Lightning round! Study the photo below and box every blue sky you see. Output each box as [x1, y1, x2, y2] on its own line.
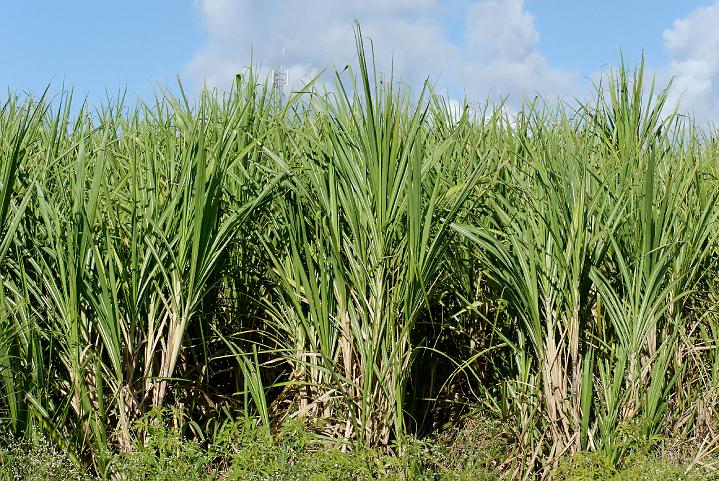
[530, 1, 709, 67]
[2, 1, 718, 119]
[1, 1, 201, 101]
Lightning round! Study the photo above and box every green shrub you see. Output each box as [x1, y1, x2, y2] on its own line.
[0, 437, 91, 481]
[551, 451, 710, 481]
[215, 419, 424, 481]
[0, 417, 714, 481]
[108, 412, 214, 481]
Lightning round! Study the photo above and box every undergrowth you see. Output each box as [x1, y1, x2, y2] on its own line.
[1, 411, 715, 480]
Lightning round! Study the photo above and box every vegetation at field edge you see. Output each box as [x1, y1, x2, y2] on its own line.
[1, 25, 719, 479]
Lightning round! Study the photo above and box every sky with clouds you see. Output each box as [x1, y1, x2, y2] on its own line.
[1, 0, 718, 121]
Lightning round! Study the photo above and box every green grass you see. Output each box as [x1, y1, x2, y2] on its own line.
[0, 414, 709, 480]
[1, 25, 719, 479]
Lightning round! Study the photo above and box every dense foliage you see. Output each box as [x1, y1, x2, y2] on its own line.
[1, 29, 719, 478]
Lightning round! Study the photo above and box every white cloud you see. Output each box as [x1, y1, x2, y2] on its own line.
[663, 2, 719, 122]
[186, 0, 448, 87]
[461, 0, 576, 101]
[186, 0, 579, 108]
[465, 0, 538, 61]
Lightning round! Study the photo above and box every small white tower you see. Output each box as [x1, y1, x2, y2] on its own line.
[272, 47, 288, 104]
